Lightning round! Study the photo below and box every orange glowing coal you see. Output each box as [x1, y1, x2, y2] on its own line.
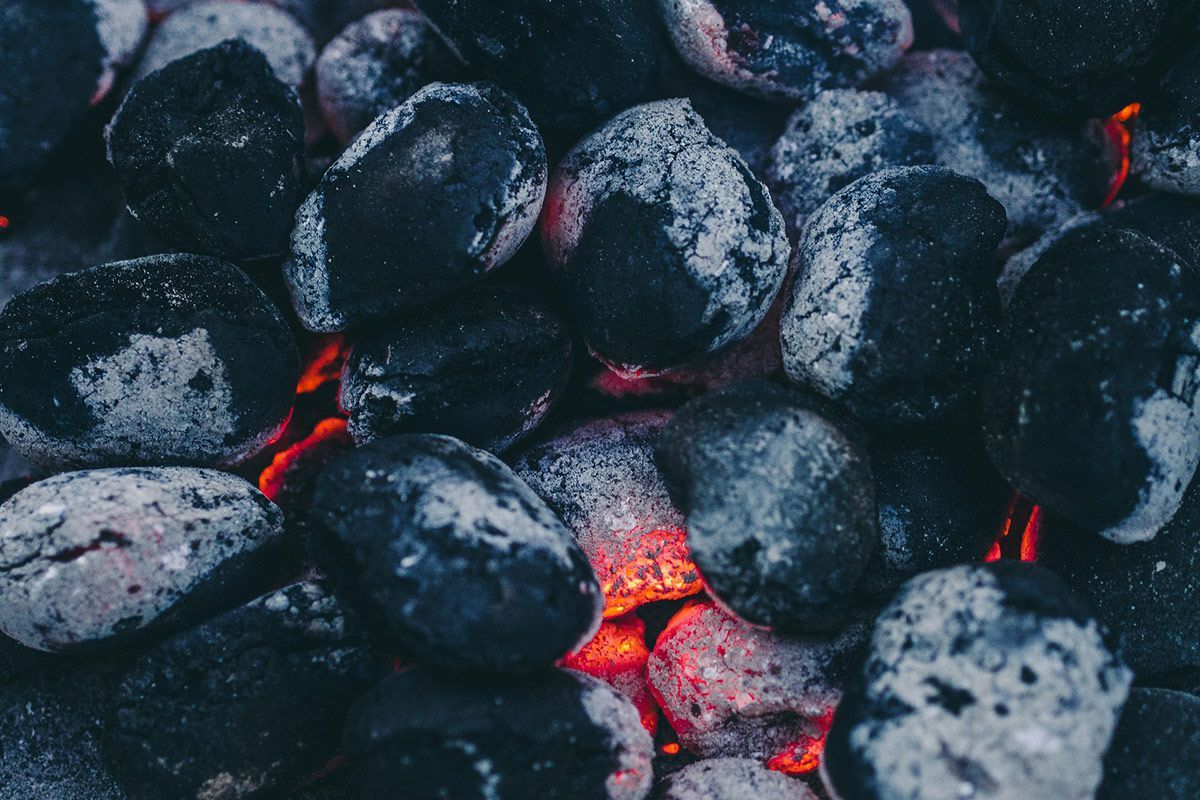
[1102, 102, 1141, 209]
[597, 528, 701, 618]
[564, 614, 659, 734]
[258, 417, 351, 503]
[985, 494, 1041, 563]
[766, 709, 835, 775]
[296, 335, 348, 395]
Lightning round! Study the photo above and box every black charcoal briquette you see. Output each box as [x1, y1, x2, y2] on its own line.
[1098, 688, 1200, 800]
[1131, 42, 1200, 197]
[268, 0, 406, 45]
[654, 757, 818, 800]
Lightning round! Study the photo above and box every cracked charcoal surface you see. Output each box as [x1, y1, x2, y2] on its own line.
[1131, 42, 1200, 197]
[654, 757, 818, 800]
[542, 98, 789, 376]
[340, 284, 572, 453]
[823, 563, 1132, 800]
[781, 166, 1005, 428]
[1098, 688, 1200, 800]
[983, 225, 1200, 544]
[311, 433, 603, 672]
[285, 81, 546, 331]
[658, 0, 912, 102]
[316, 8, 465, 144]
[344, 667, 654, 800]
[0, 253, 299, 470]
[656, 381, 877, 631]
[102, 581, 380, 800]
[107, 39, 305, 262]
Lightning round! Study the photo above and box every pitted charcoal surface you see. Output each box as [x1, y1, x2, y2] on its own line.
[768, 89, 935, 239]
[654, 757, 818, 800]
[513, 410, 698, 618]
[107, 39, 305, 262]
[823, 563, 1132, 800]
[656, 381, 877, 631]
[542, 99, 789, 376]
[658, 0, 912, 102]
[285, 81, 546, 331]
[781, 166, 1005, 428]
[340, 284, 572, 453]
[316, 8, 464, 144]
[0, 254, 299, 469]
[0, 0, 146, 190]
[1131, 42, 1200, 196]
[344, 667, 654, 800]
[102, 581, 379, 800]
[311, 433, 603, 672]
[983, 225, 1200, 544]
[1098, 688, 1200, 800]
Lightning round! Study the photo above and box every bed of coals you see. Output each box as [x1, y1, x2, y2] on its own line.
[3, 0, 1200, 799]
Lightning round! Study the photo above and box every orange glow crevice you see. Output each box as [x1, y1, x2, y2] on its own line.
[1102, 102, 1141, 209]
[296, 335, 348, 395]
[258, 417, 350, 502]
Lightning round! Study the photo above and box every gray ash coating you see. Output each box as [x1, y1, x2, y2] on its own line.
[107, 39, 305, 262]
[542, 98, 789, 377]
[656, 381, 877, 631]
[654, 758, 817, 800]
[658, 0, 912, 102]
[781, 166, 1005, 428]
[1131, 42, 1200, 196]
[344, 667, 654, 800]
[983, 225, 1200, 544]
[1098, 688, 1200, 800]
[311, 434, 603, 673]
[0, 254, 299, 470]
[0, 467, 284, 653]
[316, 8, 464, 144]
[102, 581, 381, 800]
[266, 0, 401, 45]
[823, 563, 1132, 800]
[340, 284, 572, 453]
[768, 89, 935, 239]
[285, 81, 546, 332]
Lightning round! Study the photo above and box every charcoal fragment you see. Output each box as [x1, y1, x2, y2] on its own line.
[1098, 688, 1200, 800]
[654, 757, 818, 800]
[1131, 42, 1200, 196]
[269, 0, 418, 45]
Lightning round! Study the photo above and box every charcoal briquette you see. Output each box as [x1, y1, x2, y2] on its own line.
[1131, 42, 1200, 197]
[1098, 688, 1200, 800]
[266, 0, 401, 46]
[654, 757, 818, 800]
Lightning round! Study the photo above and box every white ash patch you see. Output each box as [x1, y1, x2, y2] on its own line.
[659, 757, 818, 800]
[998, 212, 1101, 306]
[571, 671, 654, 800]
[89, 0, 149, 103]
[284, 191, 343, 331]
[1131, 121, 1200, 196]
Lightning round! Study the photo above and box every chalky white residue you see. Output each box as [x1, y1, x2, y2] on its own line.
[90, 0, 149, 103]
[660, 757, 817, 800]
[1131, 118, 1200, 195]
[572, 672, 654, 800]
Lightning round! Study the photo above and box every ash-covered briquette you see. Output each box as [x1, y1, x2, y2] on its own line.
[344, 667, 654, 800]
[823, 563, 1133, 800]
[0, 254, 299, 470]
[656, 381, 877, 632]
[285, 81, 547, 332]
[0, 0, 146, 190]
[340, 284, 572, 453]
[959, 0, 1198, 117]
[658, 0, 912, 102]
[781, 166, 1005, 428]
[1098, 688, 1200, 800]
[107, 40, 305, 262]
[768, 89, 935, 239]
[1132, 42, 1200, 196]
[654, 758, 818, 800]
[542, 99, 789, 377]
[316, 8, 464, 144]
[311, 434, 603, 672]
[266, 0, 401, 45]
[983, 225, 1200, 544]
[102, 581, 380, 800]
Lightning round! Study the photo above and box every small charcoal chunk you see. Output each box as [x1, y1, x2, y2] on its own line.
[1098, 688, 1200, 800]
[311, 434, 603, 672]
[339, 284, 572, 452]
[983, 225, 1200, 543]
[542, 99, 789, 376]
[658, 0, 912, 102]
[344, 667, 654, 800]
[285, 82, 546, 331]
[823, 563, 1132, 800]
[654, 757, 818, 800]
[1131, 42, 1200, 196]
[107, 39, 304, 261]
[0, 254, 299, 469]
[656, 381, 877, 631]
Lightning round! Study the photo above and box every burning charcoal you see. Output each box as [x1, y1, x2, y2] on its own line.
[285, 82, 546, 331]
[781, 166, 1005, 428]
[0, 0, 146, 190]
[1131, 43, 1200, 196]
[767, 89, 935, 238]
[339, 284, 572, 452]
[315, 8, 464, 144]
[0, 254, 299, 469]
[0, 632, 58, 687]
[657, 381, 877, 631]
[512, 411, 700, 618]
[823, 563, 1132, 800]
[654, 757, 818, 800]
[343, 667, 654, 800]
[257, 417, 355, 514]
[542, 99, 789, 377]
[107, 40, 304, 262]
[311, 434, 603, 672]
[683, 79, 789, 180]
[563, 614, 659, 734]
[102, 581, 380, 800]
[658, 0, 912, 102]
[1098, 688, 1200, 800]
[983, 225, 1200, 543]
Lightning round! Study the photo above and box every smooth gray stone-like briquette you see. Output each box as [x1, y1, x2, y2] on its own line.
[654, 758, 818, 800]
[781, 166, 1006, 428]
[311, 434, 603, 672]
[1098, 688, 1200, 800]
[542, 99, 789, 376]
[0, 254, 299, 470]
[1131, 42, 1200, 197]
[0, 467, 284, 653]
[285, 81, 547, 331]
[823, 563, 1133, 800]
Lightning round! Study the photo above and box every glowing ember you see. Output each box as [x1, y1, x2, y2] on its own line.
[595, 528, 701, 618]
[984, 494, 1041, 563]
[0, 215, 10, 231]
[765, 709, 835, 775]
[258, 417, 351, 503]
[662, 742, 681, 755]
[296, 335, 348, 394]
[564, 614, 658, 734]
[1019, 505, 1041, 562]
[1102, 102, 1141, 208]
